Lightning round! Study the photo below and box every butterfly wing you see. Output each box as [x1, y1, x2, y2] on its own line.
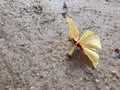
[83, 48, 99, 68]
[67, 17, 79, 41]
[79, 30, 102, 50]
[68, 45, 76, 56]
[79, 30, 102, 67]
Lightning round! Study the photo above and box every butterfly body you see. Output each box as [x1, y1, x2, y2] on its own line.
[72, 39, 83, 50]
[67, 17, 102, 68]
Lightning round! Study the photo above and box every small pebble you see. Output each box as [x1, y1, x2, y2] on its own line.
[95, 79, 99, 83]
[30, 86, 36, 90]
[114, 23, 120, 28]
[45, 27, 48, 30]
[36, 72, 40, 76]
[40, 71, 48, 78]
[114, 48, 119, 53]
[111, 70, 116, 76]
[43, 67, 48, 71]
[118, 53, 120, 59]
[1, 22, 4, 25]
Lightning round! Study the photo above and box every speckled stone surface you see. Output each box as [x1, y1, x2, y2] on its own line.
[0, 0, 120, 90]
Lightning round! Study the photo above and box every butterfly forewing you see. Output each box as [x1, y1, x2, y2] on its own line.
[67, 17, 80, 41]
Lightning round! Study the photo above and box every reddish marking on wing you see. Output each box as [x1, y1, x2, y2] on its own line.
[72, 38, 83, 51]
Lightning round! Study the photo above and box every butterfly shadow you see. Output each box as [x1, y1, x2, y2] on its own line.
[66, 47, 94, 69]
[66, 48, 101, 90]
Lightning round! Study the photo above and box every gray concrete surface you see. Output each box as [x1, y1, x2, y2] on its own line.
[0, 0, 120, 90]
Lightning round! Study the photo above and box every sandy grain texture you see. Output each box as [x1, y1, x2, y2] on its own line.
[0, 0, 120, 90]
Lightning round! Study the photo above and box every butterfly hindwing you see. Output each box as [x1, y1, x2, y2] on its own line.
[83, 48, 99, 68]
[67, 17, 79, 41]
[68, 45, 76, 56]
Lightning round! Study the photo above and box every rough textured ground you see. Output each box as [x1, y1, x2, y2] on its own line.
[0, 0, 120, 90]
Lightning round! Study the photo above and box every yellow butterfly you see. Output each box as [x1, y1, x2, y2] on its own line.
[67, 17, 102, 68]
